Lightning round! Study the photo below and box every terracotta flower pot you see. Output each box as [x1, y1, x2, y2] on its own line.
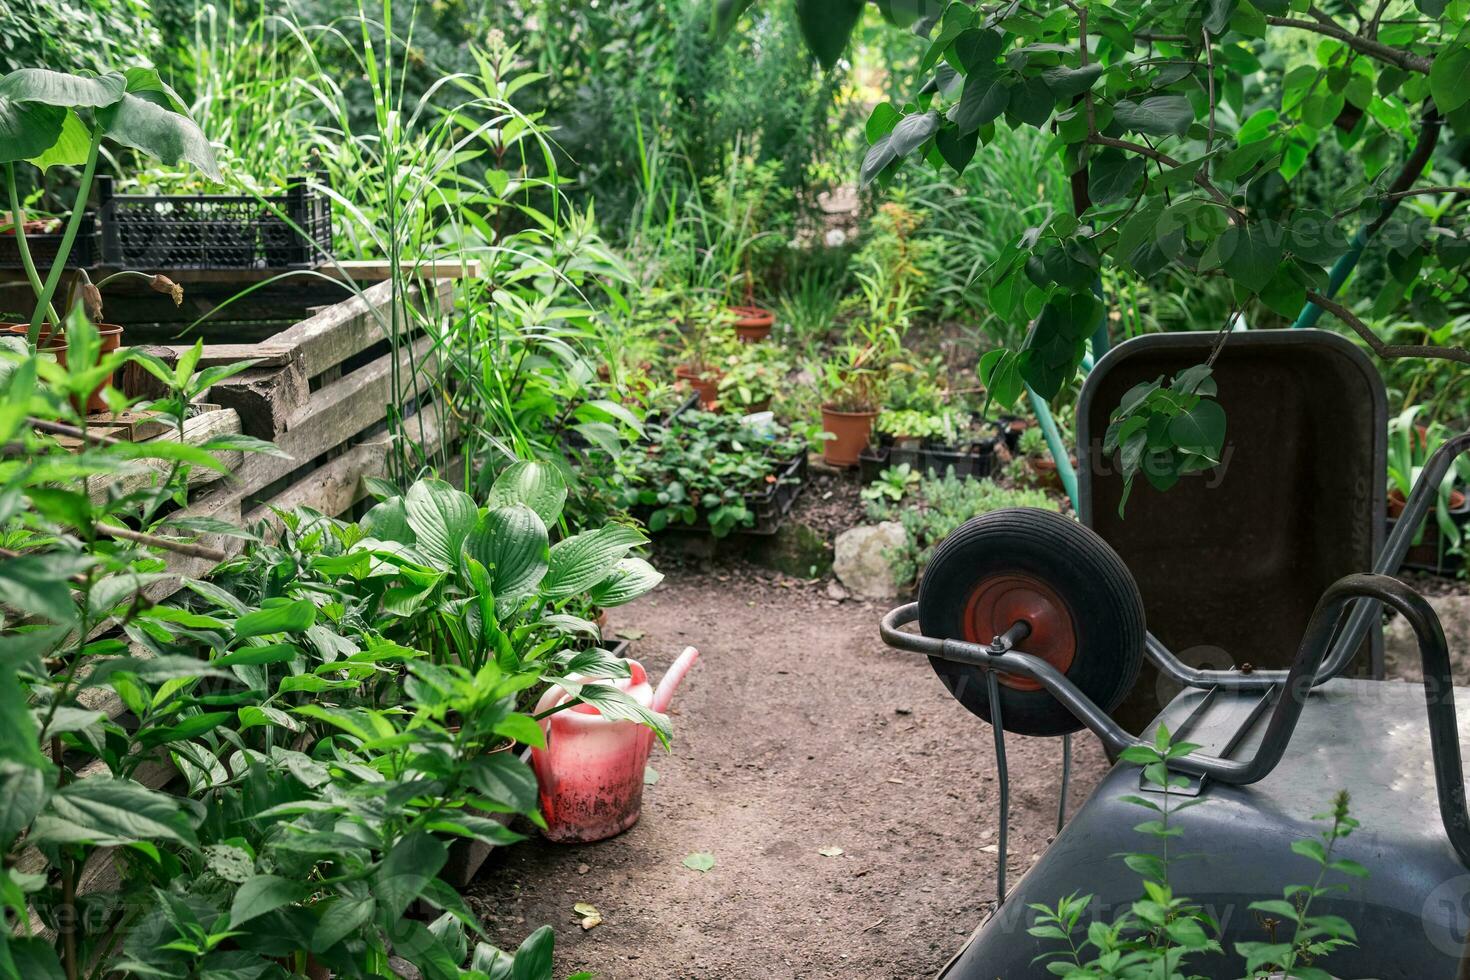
[675, 365, 722, 410]
[729, 304, 774, 343]
[1389, 486, 1467, 519]
[1031, 455, 1062, 491]
[85, 323, 124, 413]
[821, 405, 878, 467]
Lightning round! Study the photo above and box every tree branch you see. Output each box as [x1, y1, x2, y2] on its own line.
[1306, 290, 1470, 365]
[1266, 11, 1434, 73]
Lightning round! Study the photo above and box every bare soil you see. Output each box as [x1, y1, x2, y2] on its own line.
[468, 566, 1110, 979]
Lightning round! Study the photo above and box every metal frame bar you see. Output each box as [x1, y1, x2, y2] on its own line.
[880, 573, 1470, 866]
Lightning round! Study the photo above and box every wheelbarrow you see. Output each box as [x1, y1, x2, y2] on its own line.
[880, 330, 1470, 977]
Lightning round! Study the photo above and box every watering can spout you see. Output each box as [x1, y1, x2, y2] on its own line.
[653, 646, 699, 714]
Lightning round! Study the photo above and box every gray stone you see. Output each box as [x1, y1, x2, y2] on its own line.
[1384, 592, 1470, 682]
[826, 579, 850, 602]
[833, 522, 907, 599]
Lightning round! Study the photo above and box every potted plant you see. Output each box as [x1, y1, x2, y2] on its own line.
[716, 338, 791, 414]
[1387, 404, 1470, 572]
[820, 342, 886, 467]
[0, 67, 219, 354]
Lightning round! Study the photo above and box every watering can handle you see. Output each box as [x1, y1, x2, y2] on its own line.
[881, 578, 1470, 868]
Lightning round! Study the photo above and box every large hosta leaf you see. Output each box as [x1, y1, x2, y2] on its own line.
[404, 480, 479, 570]
[542, 524, 647, 599]
[466, 504, 549, 609]
[487, 461, 567, 528]
[98, 93, 220, 181]
[587, 557, 664, 608]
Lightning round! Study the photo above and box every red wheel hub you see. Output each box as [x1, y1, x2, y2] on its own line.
[961, 573, 1077, 692]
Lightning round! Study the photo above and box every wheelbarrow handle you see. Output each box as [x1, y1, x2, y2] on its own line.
[881, 577, 1470, 867]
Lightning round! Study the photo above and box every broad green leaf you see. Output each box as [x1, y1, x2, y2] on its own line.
[487, 461, 568, 528]
[362, 496, 415, 545]
[0, 764, 46, 837]
[1088, 149, 1145, 205]
[0, 553, 89, 624]
[1168, 400, 1227, 458]
[587, 557, 664, 608]
[1112, 96, 1194, 137]
[234, 599, 317, 639]
[311, 894, 376, 953]
[511, 926, 555, 980]
[31, 777, 198, 848]
[795, 0, 866, 70]
[404, 479, 479, 570]
[467, 504, 550, 608]
[1041, 63, 1104, 98]
[26, 110, 90, 169]
[1220, 220, 1284, 293]
[861, 110, 939, 185]
[97, 93, 220, 181]
[542, 524, 647, 598]
[1431, 41, 1470, 114]
[229, 874, 311, 928]
[0, 99, 65, 163]
[375, 830, 448, 921]
[465, 752, 540, 813]
[953, 69, 1009, 133]
[0, 70, 126, 109]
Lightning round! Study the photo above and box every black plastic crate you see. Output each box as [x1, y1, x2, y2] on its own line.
[0, 212, 100, 269]
[97, 175, 332, 270]
[858, 444, 889, 483]
[639, 451, 807, 537]
[922, 438, 999, 480]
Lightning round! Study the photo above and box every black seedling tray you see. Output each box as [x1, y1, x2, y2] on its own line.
[0, 213, 100, 269]
[97, 175, 332, 270]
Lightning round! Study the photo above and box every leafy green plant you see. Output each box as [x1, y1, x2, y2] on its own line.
[0, 66, 218, 345]
[1103, 366, 1227, 514]
[861, 463, 922, 504]
[1387, 404, 1470, 556]
[865, 472, 1059, 586]
[617, 410, 804, 536]
[875, 407, 971, 444]
[1030, 727, 1363, 978]
[715, 337, 793, 412]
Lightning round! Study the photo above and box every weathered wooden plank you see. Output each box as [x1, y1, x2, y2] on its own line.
[207, 357, 309, 440]
[204, 333, 438, 503]
[154, 342, 300, 369]
[242, 398, 457, 530]
[269, 279, 444, 379]
[85, 409, 243, 502]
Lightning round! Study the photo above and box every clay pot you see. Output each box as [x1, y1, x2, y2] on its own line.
[86, 323, 123, 413]
[821, 405, 878, 468]
[675, 365, 722, 410]
[729, 304, 774, 343]
[1389, 486, 1467, 519]
[1031, 455, 1062, 491]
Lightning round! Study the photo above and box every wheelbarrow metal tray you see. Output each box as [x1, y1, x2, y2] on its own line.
[941, 677, 1468, 979]
[1077, 329, 1386, 730]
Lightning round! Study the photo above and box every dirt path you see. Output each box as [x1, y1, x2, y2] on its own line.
[468, 563, 1111, 979]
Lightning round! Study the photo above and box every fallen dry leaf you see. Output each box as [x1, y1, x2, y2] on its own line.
[818, 845, 844, 858]
[574, 902, 602, 930]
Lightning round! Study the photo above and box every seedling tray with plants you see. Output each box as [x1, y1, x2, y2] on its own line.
[0, 212, 101, 268]
[860, 430, 1001, 484]
[617, 410, 808, 538]
[97, 174, 332, 269]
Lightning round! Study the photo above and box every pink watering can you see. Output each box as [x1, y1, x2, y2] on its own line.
[531, 647, 699, 843]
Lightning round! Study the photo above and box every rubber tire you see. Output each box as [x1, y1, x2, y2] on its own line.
[917, 508, 1146, 737]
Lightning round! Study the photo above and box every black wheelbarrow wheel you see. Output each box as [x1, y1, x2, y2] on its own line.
[917, 508, 1146, 737]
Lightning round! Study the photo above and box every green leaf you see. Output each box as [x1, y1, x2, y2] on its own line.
[228, 874, 311, 928]
[468, 505, 549, 608]
[978, 348, 1024, 409]
[542, 524, 648, 599]
[682, 852, 716, 872]
[0, 764, 46, 837]
[1088, 149, 1145, 205]
[0, 70, 126, 108]
[1041, 63, 1104, 98]
[1431, 41, 1470, 114]
[1113, 96, 1194, 137]
[953, 68, 1009, 133]
[375, 831, 448, 921]
[311, 894, 376, 953]
[0, 99, 65, 163]
[362, 497, 415, 545]
[404, 479, 479, 570]
[511, 926, 555, 980]
[135, 711, 232, 749]
[935, 125, 979, 174]
[97, 93, 220, 181]
[1220, 220, 1284, 293]
[31, 777, 197, 848]
[488, 461, 568, 528]
[1009, 74, 1055, 127]
[1167, 400, 1226, 459]
[587, 557, 664, 608]
[861, 111, 940, 184]
[795, 0, 866, 71]
[465, 752, 539, 813]
[234, 599, 317, 639]
[0, 553, 89, 624]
